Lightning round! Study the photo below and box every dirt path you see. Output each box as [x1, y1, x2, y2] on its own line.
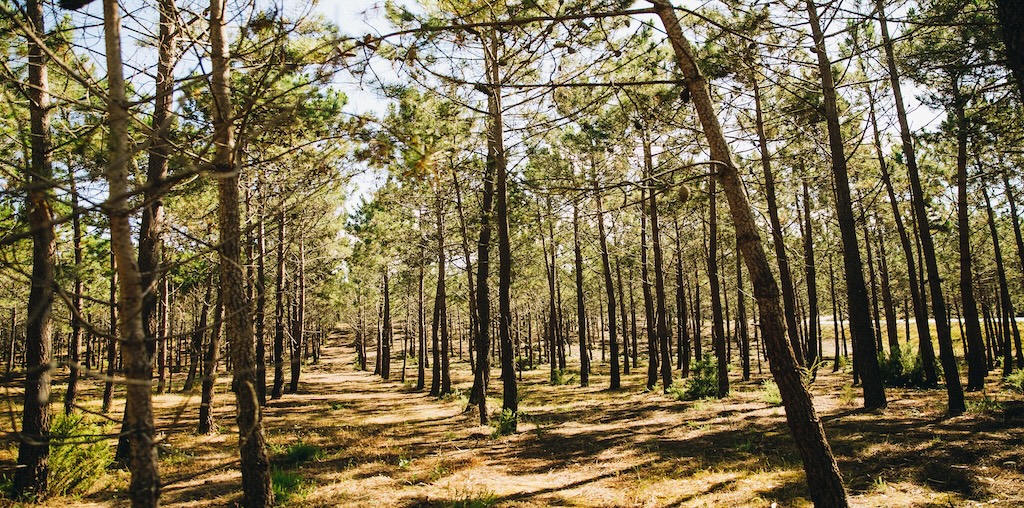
[4, 332, 1024, 507]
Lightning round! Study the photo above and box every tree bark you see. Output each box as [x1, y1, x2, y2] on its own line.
[198, 289, 223, 434]
[643, 137, 673, 392]
[802, 180, 820, 370]
[804, 0, 885, 410]
[650, 2, 849, 504]
[100, 0, 162, 503]
[706, 160, 728, 397]
[875, 0, 964, 412]
[752, 74, 804, 366]
[64, 175, 83, 415]
[272, 210, 286, 400]
[13, 0, 55, 497]
[210, 0, 274, 503]
[982, 187, 1019, 378]
[573, 202, 589, 387]
[1001, 168, 1024, 368]
[593, 175, 620, 390]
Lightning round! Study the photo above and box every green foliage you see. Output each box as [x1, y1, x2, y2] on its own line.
[515, 356, 533, 371]
[878, 346, 933, 388]
[670, 357, 719, 401]
[490, 409, 518, 438]
[760, 379, 783, 406]
[271, 468, 309, 505]
[967, 393, 1004, 415]
[443, 490, 500, 508]
[48, 413, 113, 496]
[1004, 369, 1024, 394]
[276, 442, 325, 468]
[550, 369, 577, 386]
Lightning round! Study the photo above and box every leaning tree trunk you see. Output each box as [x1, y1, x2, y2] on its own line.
[875, 0, 963, 412]
[650, 2, 849, 505]
[99, 0, 162, 504]
[210, 0, 273, 503]
[13, 0, 55, 497]
[805, 0, 885, 410]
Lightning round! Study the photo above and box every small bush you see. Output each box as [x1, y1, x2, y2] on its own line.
[967, 393, 1004, 415]
[760, 379, 783, 406]
[551, 369, 577, 386]
[48, 413, 113, 496]
[1004, 369, 1024, 394]
[278, 442, 324, 467]
[515, 356, 533, 371]
[490, 409, 517, 438]
[271, 468, 308, 505]
[671, 357, 719, 401]
[878, 346, 932, 388]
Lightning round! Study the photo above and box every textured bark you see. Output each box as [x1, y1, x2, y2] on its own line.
[573, 202, 589, 387]
[452, 169, 480, 386]
[210, 0, 273, 503]
[650, 2, 849, 505]
[102, 252, 117, 413]
[183, 279, 211, 391]
[13, 0, 54, 497]
[674, 218, 691, 377]
[875, 0, 963, 412]
[805, 0, 885, 410]
[100, 0, 162, 503]
[430, 193, 450, 395]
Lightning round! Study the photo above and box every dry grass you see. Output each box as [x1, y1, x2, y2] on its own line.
[1, 329, 1022, 507]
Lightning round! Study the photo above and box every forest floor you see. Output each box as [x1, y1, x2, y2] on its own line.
[1, 329, 1023, 507]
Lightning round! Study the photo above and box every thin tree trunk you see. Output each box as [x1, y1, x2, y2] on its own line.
[753, 74, 804, 366]
[802, 180, 820, 371]
[951, 83, 987, 391]
[875, 0, 964, 413]
[805, 0, 885, 410]
[272, 210, 286, 399]
[983, 187, 1019, 378]
[198, 289, 223, 434]
[290, 240, 305, 391]
[674, 218, 691, 377]
[103, 252, 118, 412]
[1001, 168, 1024, 368]
[640, 186, 658, 390]
[573, 201, 590, 387]
[642, 137, 673, 392]
[184, 277, 212, 392]
[706, 162, 728, 397]
[255, 201, 267, 405]
[64, 176, 83, 415]
[736, 239, 750, 381]
[593, 175, 620, 390]
[616, 257, 630, 376]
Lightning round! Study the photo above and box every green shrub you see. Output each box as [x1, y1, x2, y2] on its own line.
[278, 442, 324, 467]
[1005, 369, 1024, 394]
[671, 357, 719, 401]
[271, 468, 308, 505]
[515, 356, 533, 371]
[48, 413, 113, 496]
[490, 409, 517, 438]
[760, 379, 783, 406]
[878, 345, 933, 388]
[551, 369, 577, 386]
